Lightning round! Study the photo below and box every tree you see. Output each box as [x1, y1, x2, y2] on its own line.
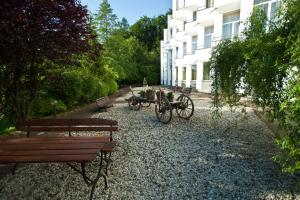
[94, 0, 118, 43]
[118, 17, 130, 30]
[130, 10, 171, 51]
[0, 0, 90, 123]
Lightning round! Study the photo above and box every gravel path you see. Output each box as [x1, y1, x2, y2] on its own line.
[0, 99, 299, 200]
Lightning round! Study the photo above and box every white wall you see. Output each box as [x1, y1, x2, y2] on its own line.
[161, 0, 257, 92]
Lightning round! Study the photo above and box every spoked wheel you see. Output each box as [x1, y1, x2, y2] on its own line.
[176, 95, 194, 119]
[155, 97, 172, 124]
[128, 96, 141, 111]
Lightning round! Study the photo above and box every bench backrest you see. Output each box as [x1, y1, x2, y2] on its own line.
[20, 118, 118, 140]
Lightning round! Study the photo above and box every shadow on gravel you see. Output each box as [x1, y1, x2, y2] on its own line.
[0, 103, 298, 200]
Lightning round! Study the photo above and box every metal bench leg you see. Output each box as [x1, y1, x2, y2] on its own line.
[67, 152, 108, 200]
[104, 153, 112, 176]
[87, 152, 107, 200]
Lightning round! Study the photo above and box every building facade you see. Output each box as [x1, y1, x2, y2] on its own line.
[161, 0, 280, 92]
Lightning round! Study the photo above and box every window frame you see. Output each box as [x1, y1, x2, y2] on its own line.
[191, 65, 197, 81]
[254, 0, 280, 22]
[193, 11, 197, 21]
[222, 11, 240, 40]
[182, 67, 186, 81]
[203, 62, 211, 81]
[192, 35, 198, 54]
[206, 0, 214, 8]
[204, 26, 214, 48]
[183, 42, 187, 55]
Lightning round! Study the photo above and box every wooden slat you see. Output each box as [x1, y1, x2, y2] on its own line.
[0, 143, 105, 150]
[0, 154, 96, 163]
[0, 137, 110, 144]
[23, 126, 118, 132]
[0, 149, 100, 156]
[23, 118, 118, 126]
[0, 137, 116, 164]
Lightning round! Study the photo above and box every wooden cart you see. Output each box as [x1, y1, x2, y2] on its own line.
[126, 87, 194, 124]
[125, 86, 156, 111]
[155, 89, 194, 124]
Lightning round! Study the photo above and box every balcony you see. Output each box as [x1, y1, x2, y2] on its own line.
[185, 0, 200, 10]
[214, 0, 240, 13]
[174, 8, 189, 20]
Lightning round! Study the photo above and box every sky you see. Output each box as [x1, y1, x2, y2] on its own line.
[80, 0, 172, 25]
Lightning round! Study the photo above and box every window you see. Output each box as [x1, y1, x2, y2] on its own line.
[270, 1, 280, 21]
[204, 26, 214, 48]
[170, 29, 173, 38]
[203, 63, 211, 80]
[192, 35, 198, 54]
[182, 67, 186, 80]
[176, 67, 178, 81]
[183, 42, 187, 55]
[222, 11, 240, 40]
[183, 21, 187, 31]
[176, 47, 179, 58]
[191, 65, 197, 81]
[254, 0, 280, 21]
[254, 0, 270, 4]
[193, 11, 197, 21]
[206, 0, 214, 8]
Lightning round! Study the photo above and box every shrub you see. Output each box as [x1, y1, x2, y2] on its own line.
[30, 96, 67, 117]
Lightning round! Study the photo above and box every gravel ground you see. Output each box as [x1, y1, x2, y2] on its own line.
[0, 98, 299, 200]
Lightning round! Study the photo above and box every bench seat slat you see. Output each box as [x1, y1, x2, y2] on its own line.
[0, 143, 105, 150]
[0, 154, 96, 163]
[0, 137, 110, 144]
[0, 149, 100, 156]
[23, 118, 117, 126]
[23, 126, 118, 132]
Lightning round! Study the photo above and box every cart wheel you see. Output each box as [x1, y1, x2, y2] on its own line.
[141, 101, 151, 107]
[176, 95, 194, 119]
[128, 96, 141, 111]
[155, 97, 172, 124]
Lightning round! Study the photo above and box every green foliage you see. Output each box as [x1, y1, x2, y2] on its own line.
[274, 71, 300, 173]
[138, 90, 146, 98]
[93, 0, 118, 43]
[211, 40, 246, 108]
[29, 65, 118, 117]
[210, 0, 300, 176]
[0, 114, 15, 134]
[93, 0, 169, 86]
[167, 92, 174, 98]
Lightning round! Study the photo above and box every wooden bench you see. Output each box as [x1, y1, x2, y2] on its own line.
[0, 136, 115, 200]
[96, 97, 113, 111]
[2, 118, 119, 199]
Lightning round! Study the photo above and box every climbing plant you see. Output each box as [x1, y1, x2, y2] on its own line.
[210, 0, 300, 175]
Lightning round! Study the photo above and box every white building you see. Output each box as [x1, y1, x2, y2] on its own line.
[161, 0, 280, 93]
